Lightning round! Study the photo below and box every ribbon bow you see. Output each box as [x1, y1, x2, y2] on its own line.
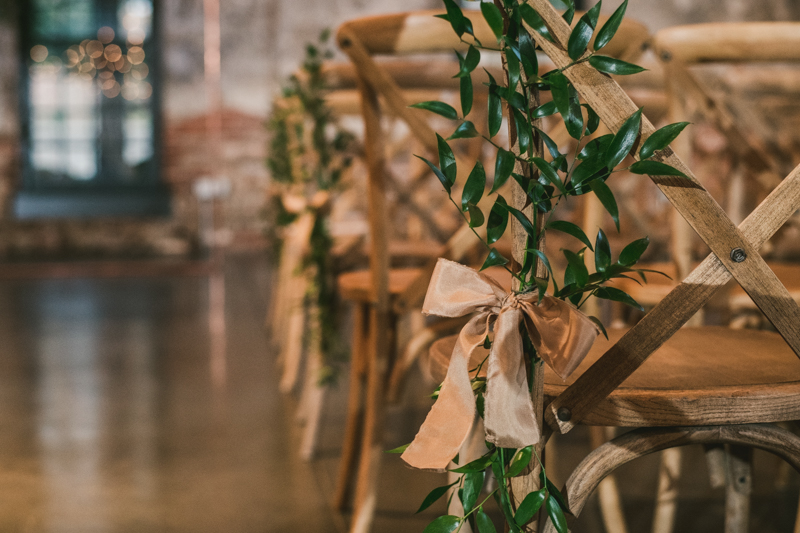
[401, 259, 600, 471]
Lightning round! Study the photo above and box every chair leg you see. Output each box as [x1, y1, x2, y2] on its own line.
[652, 448, 682, 533]
[349, 307, 394, 533]
[724, 445, 752, 533]
[589, 427, 629, 533]
[279, 302, 306, 394]
[334, 303, 369, 512]
[539, 425, 800, 533]
[299, 323, 326, 461]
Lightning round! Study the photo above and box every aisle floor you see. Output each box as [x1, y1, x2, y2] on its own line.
[0, 253, 796, 532]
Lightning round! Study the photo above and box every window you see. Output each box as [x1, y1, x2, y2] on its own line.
[17, 0, 168, 218]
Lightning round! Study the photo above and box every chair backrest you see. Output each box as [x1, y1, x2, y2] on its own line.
[652, 23, 800, 283]
[336, 9, 652, 316]
[521, 0, 800, 437]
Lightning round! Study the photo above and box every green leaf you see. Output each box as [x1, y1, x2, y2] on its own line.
[468, 204, 485, 228]
[506, 90, 527, 111]
[460, 470, 485, 513]
[506, 205, 536, 238]
[519, 29, 539, 78]
[423, 515, 462, 533]
[639, 121, 690, 160]
[563, 249, 589, 287]
[595, 286, 644, 311]
[437, 133, 457, 186]
[513, 108, 532, 154]
[451, 452, 495, 473]
[588, 315, 608, 339]
[589, 55, 646, 76]
[465, 45, 481, 73]
[536, 127, 563, 161]
[514, 489, 546, 526]
[492, 149, 516, 193]
[487, 196, 509, 244]
[605, 108, 642, 169]
[546, 495, 568, 533]
[481, 2, 504, 41]
[565, 82, 584, 140]
[589, 179, 620, 231]
[578, 133, 613, 160]
[595, 228, 611, 272]
[507, 446, 533, 477]
[629, 160, 689, 178]
[540, 471, 571, 514]
[507, 51, 520, 92]
[529, 248, 559, 294]
[548, 71, 570, 120]
[567, 1, 601, 60]
[486, 71, 502, 138]
[416, 155, 451, 194]
[462, 161, 486, 210]
[532, 101, 557, 119]
[448, 120, 479, 140]
[476, 507, 497, 533]
[583, 104, 600, 135]
[442, 0, 469, 37]
[385, 443, 410, 454]
[594, 0, 627, 50]
[520, 3, 554, 42]
[481, 248, 510, 270]
[570, 154, 607, 187]
[547, 220, 593, 250]
[618, 236, 650, 266]
[416, 481, 458, 513]
[532, 157, 567, 196]
[410, 101, 459, 120]
[460, 75, 474, 117]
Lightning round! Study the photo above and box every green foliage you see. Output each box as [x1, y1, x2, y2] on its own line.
[265, 30, 357, 384]
[406, 1, 688, 530]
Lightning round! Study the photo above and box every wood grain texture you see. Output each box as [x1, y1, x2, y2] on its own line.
[539, 424, 800, 533]
[653, 22, 800, 64]
[542, 328, 800, 427]
[524, 0, 800, 433]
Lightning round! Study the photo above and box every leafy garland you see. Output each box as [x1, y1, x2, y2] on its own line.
[399, 0, 690, 531]
[266, 30, 357, 383]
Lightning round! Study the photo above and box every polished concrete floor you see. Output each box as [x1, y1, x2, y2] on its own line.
[0, 254, 797, 532]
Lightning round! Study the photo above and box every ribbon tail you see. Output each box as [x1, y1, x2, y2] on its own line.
[402, 314, 487, 472]
[483, 308, 540, 449]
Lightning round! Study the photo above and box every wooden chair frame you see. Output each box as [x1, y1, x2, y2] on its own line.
[334, 8, 650, 533]
[509, 4, 800, 531]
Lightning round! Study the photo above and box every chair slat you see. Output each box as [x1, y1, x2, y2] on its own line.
[526, 0, 800, 433]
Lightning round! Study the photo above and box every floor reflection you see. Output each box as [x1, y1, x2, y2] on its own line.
[0, 255, 338, 532]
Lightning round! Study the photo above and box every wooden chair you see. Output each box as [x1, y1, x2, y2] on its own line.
[608, 23, 800, 328]
[493, 5, 800, 532]
[333, 8, 650, 533]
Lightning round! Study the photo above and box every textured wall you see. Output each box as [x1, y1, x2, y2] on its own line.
[0, 0, 796, 258]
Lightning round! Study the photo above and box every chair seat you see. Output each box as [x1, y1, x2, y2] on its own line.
[429, 326, 800, 427]
[337, 265, 514, 303]
[544, 327, 800, 427]
[611, 261, 800, 309]
[338, 268, 423, 302]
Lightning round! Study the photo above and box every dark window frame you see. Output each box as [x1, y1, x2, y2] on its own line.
[15, 0, 168, 218]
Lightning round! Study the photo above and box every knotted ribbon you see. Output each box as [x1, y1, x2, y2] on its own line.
[401, 259, 600, 471]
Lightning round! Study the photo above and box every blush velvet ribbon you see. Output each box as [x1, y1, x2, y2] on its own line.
[401, 259, 600, 471]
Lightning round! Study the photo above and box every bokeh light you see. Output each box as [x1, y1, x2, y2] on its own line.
[30, 45, 48, 62]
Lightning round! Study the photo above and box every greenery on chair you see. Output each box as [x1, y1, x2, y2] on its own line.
[266, 30, 358, 383]
[403, 0, 688, 531]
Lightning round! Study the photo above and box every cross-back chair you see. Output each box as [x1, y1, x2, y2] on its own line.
[333, 8, 650, 533]
[493, 5, 800, 532]
[608, 23, 800, 331]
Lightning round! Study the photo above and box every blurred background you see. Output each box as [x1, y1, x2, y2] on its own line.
[0, 1, 799, 532]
